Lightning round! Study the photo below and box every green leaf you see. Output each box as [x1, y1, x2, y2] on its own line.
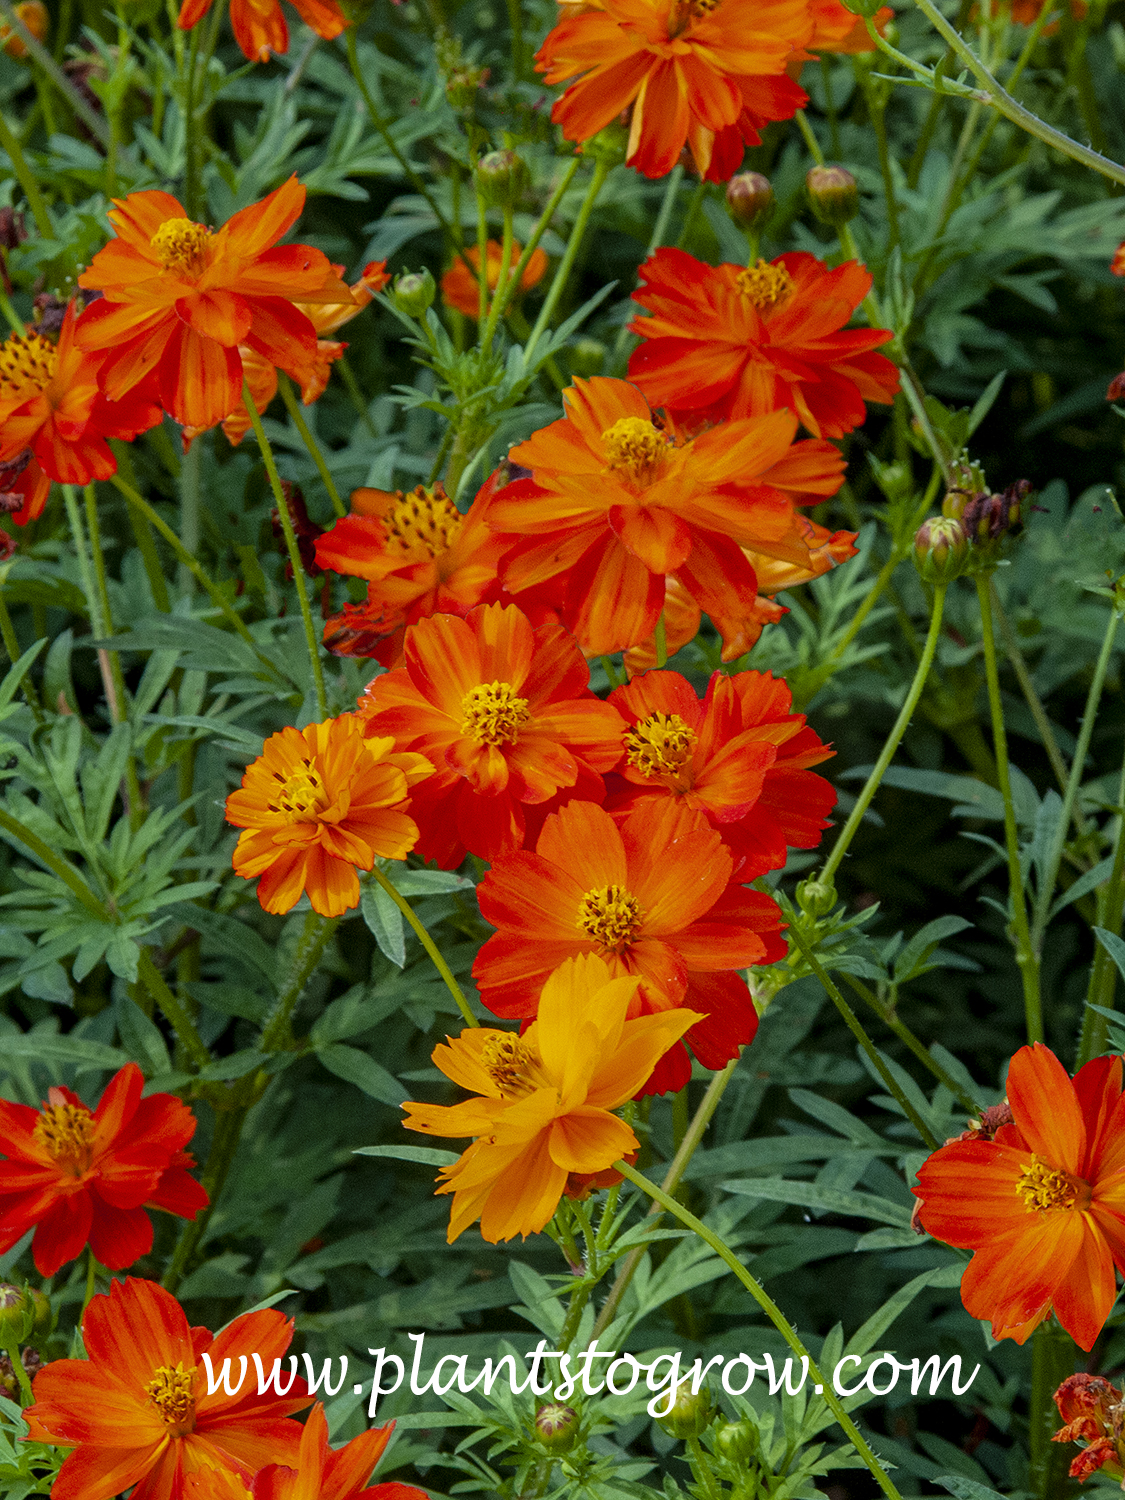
[0, 1033, 127, 1070]
[1094, 927, 1125, 984]
[317, 1043, 408, 1105]
[934, 1473, 1005, 1497]
[893, 916, 973, 983]
[361, 885, 405, 968]
[354, 1143, 459, 1166]
[115, 995, 172, 1077]
[721, 1176, 913, 1228]
[1050, 856, 1113, 921]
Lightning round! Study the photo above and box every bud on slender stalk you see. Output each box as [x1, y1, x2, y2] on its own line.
[535, 1402, 578, 1451]
[806, 165, 859, 226]
[0, 1284, 32, 1344]
[657, 1385, 713, 1439]
[913, 515, 969, 583]
[393, 269, 436, 317]
[26, 1287, 53, 1343]
[725, 172, 774, 231]
[796, 877, 837, 917]
[715, 1416, 759, 1463]
[475, 150, 530, 208]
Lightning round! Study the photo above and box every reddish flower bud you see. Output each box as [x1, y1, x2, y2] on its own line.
[725, 172, 774, 230]
[806, 165, 859, 225]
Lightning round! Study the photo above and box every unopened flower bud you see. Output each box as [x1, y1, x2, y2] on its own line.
[0, 1284, 32, 1344]
[581, 120, 628, 166]
[657, 1385, 713, 1440]
[796, 877, 836, 917]
[393, 269, 435, 317]
[535, 1402, 578, 1451]
[475, 150, 530, 208]
[913, 515, 969, 583]
[26, 1287, 52, 1343]
[961, 479, 1029, 546]
[806, 165, 859, 226]
[725, 172, 774, 231]
[715, 1416, 759, 1463]
[1, 0, 48, 57]
[446, 62, 488, 109]
[569, 337, 606, 377]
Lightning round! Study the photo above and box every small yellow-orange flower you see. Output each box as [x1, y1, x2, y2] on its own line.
[403, 953, 698, 1241]
[441, 240, 549, 319]
[225, 715, 433, 917]
[76, 178, 350, 431]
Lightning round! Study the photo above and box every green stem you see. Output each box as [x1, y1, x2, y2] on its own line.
[371, 865, 478, 1029]
[82, 484, 130, 726]
[0, 807, 104, 917]
[0, 107, 51, 238]
[794, 109, 826, 165]
[183, 24, 202, 220]
[0, 0, 110, 144]
[505, 0, 526, 81]
[838, 970, 979, 1115]
[178, 436, 200, 595]
[975, 574, 1041, 1042]
[108, 474, 260, 649]
[490, 156, 582, 328]
[1, 1340, 33, 1407]
[819, 584, 947, 888]
[864, 74, 900, 251]
[138, 947, 212, 1071]
[0, 591, 42, 721]
[654, 611, 667, 668]
[1028, 1320, 1078, 1499]
[163, 1104, 249, 1294]
[990, 581, 1071, 802]
[277, 374, 346, 518]
[592, 1057, 738, 1338]
[614, 1160, 905, 1500]
[242, 380, 329, 717]
[83, 1248, 97, 1314]
[0, 288, 26, 335]
[62, 485, 125, 727]
[1030, 604, 1121, 957]
[481, 202, 514, 355]
[523, 157, 610, 368]
[259, 910, 339, 1051]
[1078, 736, 1125, 1065]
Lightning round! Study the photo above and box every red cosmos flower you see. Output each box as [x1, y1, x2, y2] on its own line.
[177, 0, 346, 63]
[0, 303, 161, 488]
[441, 240, 549, 320]
[0, 1063, 207, 1277]
[913, 1043, 1125, 1351]
[488, 376, 845, 657]
[628, 249, 898, 438]
[605, 668, 836, 879]
[474, 797, 785, 1093]
[317, 475, 510, 667]
[76, 178, 350, 432]
[536, 0, 810, 181]
[24, 1277, 311, 1500]
[355, 602, 626, 867]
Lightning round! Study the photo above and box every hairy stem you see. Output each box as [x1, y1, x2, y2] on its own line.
[371, 865, 478, 1028]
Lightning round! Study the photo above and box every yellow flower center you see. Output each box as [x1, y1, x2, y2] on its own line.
[460, 681, 530, 745]
[735, 259, 795, 312]
[577, 884, 644, 952]
[625, 711, 697, 785]
[269, 758, 331, 820]
[1015, 1155, 1089, 1213]
[33, 1100, 95, 1175]
[0, 330, 57, 398]
[480, 1034, 538, 1097]
[145, 1363, 197, 1434]
[149, 218, 213, 276]
[601, 416, 668, 484]
[384, 485, 463, 560]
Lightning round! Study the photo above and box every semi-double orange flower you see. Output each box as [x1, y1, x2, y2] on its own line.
[441, 240, 549, 319]
[914, 1043, 1125, 1351]
[24, 1276, 311, 1500]
[317, 474, 510, 666]
[177, 0, 346, 62]
[606, 668, 836, 878]
[225, 715, 432, 917]
[404, 954, 698, 1239]
[489, 376, 845, 656]
[253, 1403, 427, 1500]
[536, 0, 811, 180]
[76, 178, 350, 431]
[628, 249, 899, 438]
[474, 797, 784, 1093]
[0, 1062, 206, 1276]
[356, 602, 626, 867]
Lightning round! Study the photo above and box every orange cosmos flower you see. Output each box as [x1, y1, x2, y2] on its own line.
[0, 449, 50, 526]
[441, 239, 549, 319]
[536, 0, 810, 181]
[605, 668, 835, 879]
[184, 261, 389, 447]
[317, 474, 510, 667]
[1113, 242, 1125, 278]
[177, 0, 346, 62]
[404, 953, 699, 1239]
[0, 302, 161, 485]
[489, 376, 845, 657]
[806, 0, 893, 51]
[1052, 1374, 1125, 1484]
[253, 1402, 426, 1500]
[356, 602, 625, 867]
[76, 178, 350, 431]
[474, 797, 784, 1094]
[913, 1043, 1125, 1351]
[225, 715, 433, 918]
[628, 249, 898, 438]
[24, 1276, 311, 1500]
[0, 1062, 207, 1277]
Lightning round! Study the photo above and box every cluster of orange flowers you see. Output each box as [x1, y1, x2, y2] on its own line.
[0, 179, 386, 526]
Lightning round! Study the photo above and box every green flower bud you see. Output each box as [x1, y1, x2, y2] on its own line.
[393, 269, 436, 317]
[806, 165, 859, 226]
[569, 338, 606, 377]
[715, 1417, 759, 1464]
[26, 1287, 53, 1343]
[445, 62, 488, 109]
[475, 150, 530, 208]
[725, 172, 774, 231]
[796, 877, 836, 917]
[913, 516, 969, 583]
[0, 1284, 32, 1344]
[657, 1385, 713, 1440]
[535, 1402, 579, 1451]
[580, 121, 628, 166]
